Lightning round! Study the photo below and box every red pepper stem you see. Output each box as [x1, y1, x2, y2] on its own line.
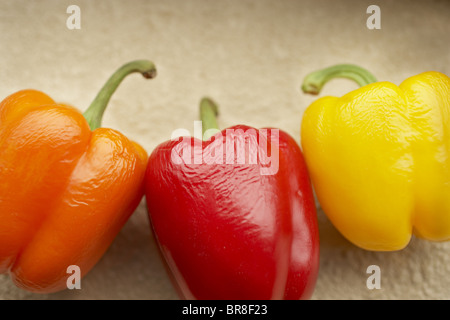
[301, 64, 377, 95]
[83, 60, 157, 131]
[200, 97, 220, 141]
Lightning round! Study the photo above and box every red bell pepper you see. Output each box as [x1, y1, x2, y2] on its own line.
[145, 98, 319, 300]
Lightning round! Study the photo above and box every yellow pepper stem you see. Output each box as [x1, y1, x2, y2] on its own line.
[83, 60, 157, 131]
[301, 64, 377, 95]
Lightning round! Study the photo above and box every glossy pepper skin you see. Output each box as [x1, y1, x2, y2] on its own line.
[145, 98, 319, 300]
[301, 64, 450, 251]
[0, 60, 156, 293]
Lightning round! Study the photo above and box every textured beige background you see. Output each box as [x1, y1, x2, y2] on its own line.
[0, 0, 449, 300]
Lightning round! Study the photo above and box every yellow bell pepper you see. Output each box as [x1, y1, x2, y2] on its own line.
[300, 64, 450, 251]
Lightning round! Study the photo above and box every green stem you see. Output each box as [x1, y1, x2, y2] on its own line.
[83, 60, 157, 130]
[301, 64, 377, 95]
[200, 97, 220, 141]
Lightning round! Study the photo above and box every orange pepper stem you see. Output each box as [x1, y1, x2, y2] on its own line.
[83, 60, 157, 131]
[200, 97, 220, 141]
[301, 64, 377, 95]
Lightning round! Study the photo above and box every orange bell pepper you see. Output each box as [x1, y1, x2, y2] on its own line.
[0, 60, 156, 293]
